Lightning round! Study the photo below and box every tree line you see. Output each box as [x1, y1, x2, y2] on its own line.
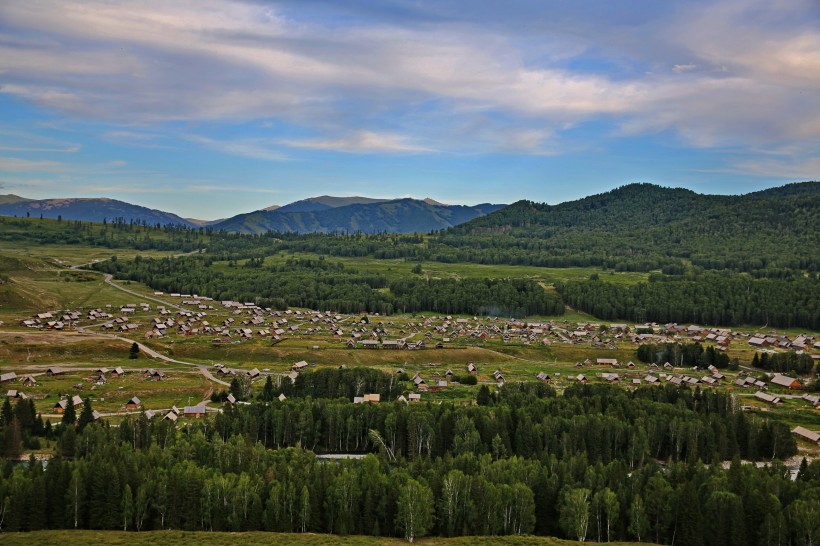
[0, 379, 816, 544]
[92, 256, 564, 317]
[752, 352, 816, 375]
[557, 273, 820, 329]
[0, 216, 208, 252]
[636, 342, 734, 370]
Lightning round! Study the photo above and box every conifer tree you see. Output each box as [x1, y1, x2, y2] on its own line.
[62, 398, 76, 427]
[77, 398, 95, 432]
[4, 416, 23, 459]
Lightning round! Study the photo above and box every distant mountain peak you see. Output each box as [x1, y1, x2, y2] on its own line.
[263, 204, 281, 212]
[0, 194, 34, 205]
[423, 197, 447, 206]
[275, 195, 392, 214]
[213, 198, 507, 234]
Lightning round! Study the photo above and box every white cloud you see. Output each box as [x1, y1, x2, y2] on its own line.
[186, 135, 289, 161]
[0, 1, 650, 127]
[730, 155, 820, 179]
[280, 131, 433, 154]
[0, 144, 80, 153]
[0, 156, 69, 172]
[184, 184, 281, 194]
[0, 0, 817, 158]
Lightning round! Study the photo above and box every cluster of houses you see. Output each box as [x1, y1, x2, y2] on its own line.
[3, 372, 39, 400]
[748, 334, 818, 351]
[733, 373, 811, 406]
[12, 298, 820, 374]
[19, 305, 155, 331]
[753, 391, 820, 408]
[409, 368, 457, 392]
[338, 318, 820, 357]
[215, 364, 262, 380]
[143, 405, 205, 421]
[91, 367, 127, 384]
[53, 395, 84, 414]
[661, 324, 818, 353]
[561, 358, 725, 387]
[20, 311, 82, 330]
[52, 395, 125, 422]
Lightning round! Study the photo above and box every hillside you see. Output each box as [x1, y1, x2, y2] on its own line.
[437, 182, 820, 272]
[0, 196, 197, 227]
[213, 198, 506, 234]
[0, 194, 33, 205]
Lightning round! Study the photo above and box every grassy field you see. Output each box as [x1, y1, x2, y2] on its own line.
[0, 240, 181, 266]
[251, 251, 651, 286]
[26, 368, 210, 415]
[0, 530, 646, 546]
[0, 252, 158, 320]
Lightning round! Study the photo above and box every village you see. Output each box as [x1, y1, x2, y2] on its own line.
[2, 290, 818, 449]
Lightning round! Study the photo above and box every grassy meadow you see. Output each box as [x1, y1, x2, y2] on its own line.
[252, 251, 651, 286]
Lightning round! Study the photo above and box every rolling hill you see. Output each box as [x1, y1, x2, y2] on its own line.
[0, 196, 198, 227]
[213, 198, 505, 234]
[0, 194, 33, 205]
[436, 181, 820, 272]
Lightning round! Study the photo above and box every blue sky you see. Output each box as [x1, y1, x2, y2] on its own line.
[0, 0, 818, 220]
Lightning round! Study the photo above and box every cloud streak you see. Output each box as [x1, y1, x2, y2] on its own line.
[280, 131, 433, 154]
[0, 156, 69, 172]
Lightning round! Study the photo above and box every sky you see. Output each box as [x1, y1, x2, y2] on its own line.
[0, 0, 818, 220]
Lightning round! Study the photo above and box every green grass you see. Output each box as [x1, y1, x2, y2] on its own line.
[0, 240, 180, 266]
[0, 530, 643, 546]
[0, 334, 212, 414]
[0, 251, 181, 320]
[7, 367, 210, 415]
[256, 251, 651, 286]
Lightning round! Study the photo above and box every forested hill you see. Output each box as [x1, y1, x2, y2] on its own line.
[212, 198, 505, 234]
[0, 196, 198, 228]
[438, 182, 820, 272]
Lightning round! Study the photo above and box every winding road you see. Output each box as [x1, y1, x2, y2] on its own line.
[68, 260, 229, 386]
[70, 260, 192, 313]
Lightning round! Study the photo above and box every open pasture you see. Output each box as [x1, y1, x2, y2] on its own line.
[252, 251, 651, 286]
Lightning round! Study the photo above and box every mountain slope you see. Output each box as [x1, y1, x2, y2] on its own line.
[0, 197, 197, 227]
[438, 181, 820, 272]
[213, 198, 506, 234]
[275, 195, 392, 214]
[0, 194, 33, 205]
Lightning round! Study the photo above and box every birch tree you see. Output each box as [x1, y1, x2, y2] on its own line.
[398, 478, 433, 543]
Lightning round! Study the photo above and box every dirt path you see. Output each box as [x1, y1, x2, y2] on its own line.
[110, 335, 230, 386]
[58, 259, 229, 386]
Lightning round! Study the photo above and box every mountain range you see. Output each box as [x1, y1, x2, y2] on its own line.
[212, 198, 504, 234]
[0, 194, 505, 234]
[0, 195, 195, 227]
